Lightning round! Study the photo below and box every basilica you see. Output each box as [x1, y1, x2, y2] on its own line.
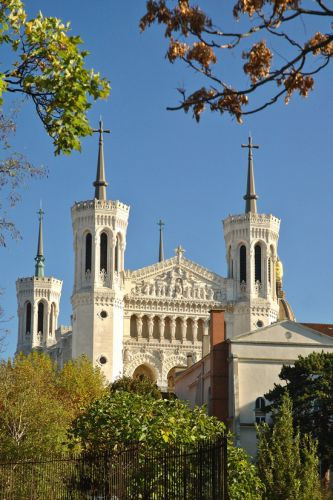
[15, 124, 294, 392]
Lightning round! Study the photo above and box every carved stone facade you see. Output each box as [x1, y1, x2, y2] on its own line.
[16, 136, 289, 391]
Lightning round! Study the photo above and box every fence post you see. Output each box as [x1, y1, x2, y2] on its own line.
[223, 436, 228, 500]
[183, 446, 187, 500]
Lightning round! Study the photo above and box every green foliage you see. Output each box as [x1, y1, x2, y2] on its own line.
[109, 375, 162, 399]
[0, 352, 105, 459]
[57, 354, 107, 421]
[257, 393, 322, 500]
[265, 351, 333, 479]
[0, 0, 110, 154]
[228, 444, 264, 500]
[0, 352, 67, 459]
[70, 390, 264, 499]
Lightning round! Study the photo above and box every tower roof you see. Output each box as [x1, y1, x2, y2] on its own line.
[35, 207, 45, 278]
[93, 119, 110, 200]
[242, 135, 259, 213]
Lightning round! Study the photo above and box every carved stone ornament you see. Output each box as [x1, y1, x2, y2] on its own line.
[130, 267, 217, 301]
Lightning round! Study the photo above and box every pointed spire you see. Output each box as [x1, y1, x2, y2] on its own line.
[93, 118, 110, 200]
[241, 135, 259, 213]
[157, 219, 165, 262]
[35, 207, 45, 277]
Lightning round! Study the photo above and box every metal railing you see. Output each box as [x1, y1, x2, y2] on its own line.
[0, 438, 227, 499]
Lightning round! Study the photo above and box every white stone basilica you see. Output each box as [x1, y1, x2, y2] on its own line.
[16, 127, 294, 391]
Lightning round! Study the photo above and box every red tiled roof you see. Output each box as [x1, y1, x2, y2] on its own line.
[301, 323, 333, 338]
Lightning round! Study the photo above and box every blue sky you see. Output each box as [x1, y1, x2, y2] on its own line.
[1, 1, 333, 357]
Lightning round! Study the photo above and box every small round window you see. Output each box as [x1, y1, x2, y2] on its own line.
[257, 320, 264, 328]
[100, 310, 108, 319]
[99, 355, 107, 365]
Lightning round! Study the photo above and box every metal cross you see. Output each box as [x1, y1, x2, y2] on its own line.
[93, 118, 110, 143]
[37, 207, 44, 221]
[157, 219, 165, 230]
[241, 135, 259, 157]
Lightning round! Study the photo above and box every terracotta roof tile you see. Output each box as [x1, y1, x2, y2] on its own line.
[301, 323, 333, 337]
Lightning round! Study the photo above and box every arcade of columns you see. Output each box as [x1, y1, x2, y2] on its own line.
[128, 313, 210, 344]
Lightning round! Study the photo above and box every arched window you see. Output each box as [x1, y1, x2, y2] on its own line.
[255, 397, 266, 410]
[49, 303, 55, 335]
[255, 244, 262, 283]
[228, 246, 232, 278]
[255, 397, 266, 424]
[25, 302, 31, 334]
[100, 232, 108, 272]
[37, 302, 44, 334]
[85, 233, 92, 272]
[114, 235, 119, 272]
[240, 245, 246, 283]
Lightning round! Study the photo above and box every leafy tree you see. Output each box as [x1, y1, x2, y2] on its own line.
[265, 352, 333, 485]
[0, 352, 67, 459]
[140, 0, 333, 123]
[0, 352, 105, 460]
[70, 390, 264, 499]
[56, 354, 107, 421]
[257, 393, 322, 500]
[0, 0, 109, 155]
[109, 375, 162, 399]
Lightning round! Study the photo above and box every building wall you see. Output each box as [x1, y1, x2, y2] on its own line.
[230, 323, 333, 457]
[175, 356, 211, 409]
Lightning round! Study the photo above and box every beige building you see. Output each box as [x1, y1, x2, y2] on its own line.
[16, 129, 295, 392]
[175, 309, 333, 456]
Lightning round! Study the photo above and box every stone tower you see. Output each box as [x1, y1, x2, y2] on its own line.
[223, 136, 280, 337]
[16, 209, 62, 354]
[71, 120, 130, 381]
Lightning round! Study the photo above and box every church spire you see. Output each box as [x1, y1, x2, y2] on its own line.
[158, 219, 165, 262]
[35, 207, 45, 277]
[93, 118, 110, 200]
[242, 135, 259, 213]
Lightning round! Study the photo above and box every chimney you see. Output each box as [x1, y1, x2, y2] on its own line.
[209, 309, 229, 423]
[187, 353, 193, 367]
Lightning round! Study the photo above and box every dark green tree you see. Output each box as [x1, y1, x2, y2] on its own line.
[257, 392, 322, 500]
[265, 352, 333, 486]
[109, 375, 162, 399]
[70, 390, 264, 499]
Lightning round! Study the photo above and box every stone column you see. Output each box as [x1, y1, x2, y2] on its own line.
[159, 316, 165, 343]
[272, 256, 277, 301]
[192, 318, 198, 344]
[180, 317, 187, 343]
[170, 316, 176, 342]
[136, 314, 143, 340]
[203, 318, 209, 337]
[147, 315, 154, 342]
[202, 317, 210, 356]
[120, 242, 125, 273]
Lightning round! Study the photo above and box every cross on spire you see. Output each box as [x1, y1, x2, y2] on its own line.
[93, 118, 110, 201]
[241, 135, 259, 213]
[35, 206, 45, 277]
[157, 219, 165, 262]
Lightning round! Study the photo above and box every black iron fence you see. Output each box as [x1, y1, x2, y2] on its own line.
[0, 438, 227, 499]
